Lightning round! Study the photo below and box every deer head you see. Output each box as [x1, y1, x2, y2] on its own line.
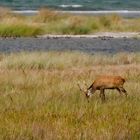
[77, 81, 92, 99]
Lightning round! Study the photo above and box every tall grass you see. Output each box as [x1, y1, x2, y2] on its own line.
[0, 52, 140, 139]
[98, 14, 122, 30]
[0, 52, 139, 69]
[57, 16, 91, 34]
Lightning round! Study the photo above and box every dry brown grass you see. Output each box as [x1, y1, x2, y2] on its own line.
[0, 52, 139, 139]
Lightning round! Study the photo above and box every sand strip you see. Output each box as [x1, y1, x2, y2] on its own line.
[39, 32, 140, 38]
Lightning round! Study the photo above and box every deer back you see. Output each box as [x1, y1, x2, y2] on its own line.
[93, 75, 125, 89]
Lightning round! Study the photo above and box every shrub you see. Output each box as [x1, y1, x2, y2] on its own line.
[0, 24, 43, 37]
[59, 16, 91, 34]
[99, 14, 122, 28]
[60, 24, 90, 35]
[99, 16, 111, 28]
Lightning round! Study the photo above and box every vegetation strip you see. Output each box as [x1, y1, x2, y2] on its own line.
[1, 7, 140, 37]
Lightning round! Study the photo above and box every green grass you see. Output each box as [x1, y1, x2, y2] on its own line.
[0, 52, 140, 139]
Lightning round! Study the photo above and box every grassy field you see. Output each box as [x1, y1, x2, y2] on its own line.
[0, 7, 140, 36]
[0, 51, 140, 139]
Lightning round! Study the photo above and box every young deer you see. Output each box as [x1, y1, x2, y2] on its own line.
[78, 75, 127, 101]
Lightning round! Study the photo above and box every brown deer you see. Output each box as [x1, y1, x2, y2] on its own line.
[78, 75, 127, 101]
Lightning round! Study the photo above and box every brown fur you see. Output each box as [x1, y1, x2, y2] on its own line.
[87, 75, 127, 101]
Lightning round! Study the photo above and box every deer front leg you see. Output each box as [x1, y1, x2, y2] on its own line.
[119, 87, 127, 97]
[116, 88, 122, 95]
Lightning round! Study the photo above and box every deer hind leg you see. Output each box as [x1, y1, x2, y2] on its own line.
[119, 87, 127, 97]
[100, 89, 105, 101]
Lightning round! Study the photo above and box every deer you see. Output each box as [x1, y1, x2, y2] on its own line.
[77, 75, 127, 101]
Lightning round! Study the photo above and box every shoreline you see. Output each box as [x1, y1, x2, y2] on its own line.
[1, 32, 140, 40]
[13, 10, 140, 14]
[39, 32, 140, 39]
[13, 10, 140, 17]
[1, 32, 140, 39]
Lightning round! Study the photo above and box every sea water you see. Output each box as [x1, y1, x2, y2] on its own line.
[1, 0, 140, 17]
[0, 0, 140, 11]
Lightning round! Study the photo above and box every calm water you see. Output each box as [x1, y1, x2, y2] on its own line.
[0, 0, 140, 11]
